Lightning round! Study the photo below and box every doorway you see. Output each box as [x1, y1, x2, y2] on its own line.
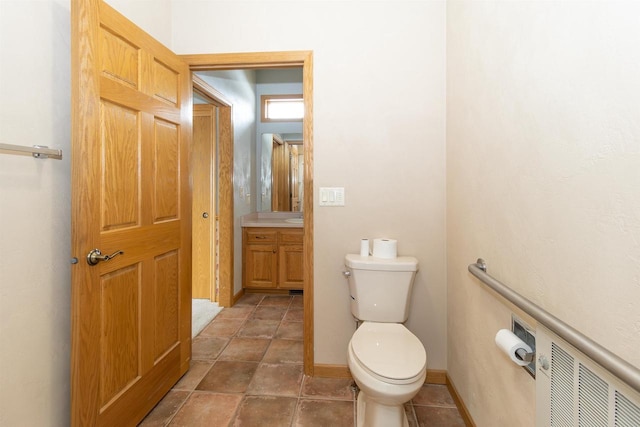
[191, 75, 235, 337]
[184, 51, 315, 376]
[192, 75, 235, 310]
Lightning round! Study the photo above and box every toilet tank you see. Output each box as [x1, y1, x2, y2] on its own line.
[344, 254, 419, 323]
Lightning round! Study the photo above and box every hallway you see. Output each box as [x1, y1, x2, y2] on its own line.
[140, 293, 465, 426]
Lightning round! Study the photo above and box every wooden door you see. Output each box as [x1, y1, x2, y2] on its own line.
[271, 138, 290, 211]
[278, 230, 304, 289]
[192, 104, 217, 301]
[243, 229, 278, 289]
[71, 1, 192, 425]
[244, 243, 278, 288]
[289, 145, 300, 211]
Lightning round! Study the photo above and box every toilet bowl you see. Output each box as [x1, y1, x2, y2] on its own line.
[343, 253, 425, 426]
[347, 321, 427, 427]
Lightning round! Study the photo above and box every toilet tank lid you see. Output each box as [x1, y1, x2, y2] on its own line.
[345, 254, 419, 272]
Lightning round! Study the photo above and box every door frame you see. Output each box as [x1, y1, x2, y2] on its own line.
[183, 51, 315, 375]
[192, 75, 233, 306]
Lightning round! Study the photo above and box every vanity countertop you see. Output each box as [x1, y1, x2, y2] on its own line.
[241, 212, 304, 228]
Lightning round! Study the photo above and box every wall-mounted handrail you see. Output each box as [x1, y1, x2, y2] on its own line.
[469, 258, 640, 394]
[0, 143, 63, 160]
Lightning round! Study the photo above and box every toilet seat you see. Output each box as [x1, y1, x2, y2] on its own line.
[350, 322, 426, 385]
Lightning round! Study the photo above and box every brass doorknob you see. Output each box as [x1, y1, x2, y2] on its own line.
[86, 249, 124, 266]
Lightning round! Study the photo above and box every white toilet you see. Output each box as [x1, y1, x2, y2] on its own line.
[344, 254, 426, 427]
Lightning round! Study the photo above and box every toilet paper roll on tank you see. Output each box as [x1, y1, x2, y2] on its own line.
[360, 239, 370, 257]
[359, 238, 398, 258]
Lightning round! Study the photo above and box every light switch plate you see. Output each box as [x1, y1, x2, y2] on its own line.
[319, 187, 345, 206]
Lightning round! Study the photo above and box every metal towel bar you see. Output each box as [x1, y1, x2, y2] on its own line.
[0, 143, 63, 160]
[469, 258, 640, 394]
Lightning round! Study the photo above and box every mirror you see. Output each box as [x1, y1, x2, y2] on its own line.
[259, 133, 303, 212]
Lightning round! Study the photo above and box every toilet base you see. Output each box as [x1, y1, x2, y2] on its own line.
[356, 390, 409, 427]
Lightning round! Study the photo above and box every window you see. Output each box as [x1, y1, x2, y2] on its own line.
[261, 94, 304, 122]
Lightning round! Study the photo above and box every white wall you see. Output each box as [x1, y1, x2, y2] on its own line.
[196, 70, 258, 295]
[447, 1, 640, 425]
[0, 1, 71, 425]
[0, 1, 173, 426]
[172, 1, 448, 368]
[104, 0, 173, 48]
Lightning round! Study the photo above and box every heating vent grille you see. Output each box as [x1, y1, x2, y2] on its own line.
[548, 341, 640, 427]
[578, 364, 609, 426]
[615, 391, 640, 427]
[551, 343, 575, 426]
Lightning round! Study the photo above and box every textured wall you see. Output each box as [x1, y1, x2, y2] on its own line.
[1, 1, 70, 425]
[0, 2, 173, 426]
[172, 1, 448, 368]
[104, 0, 173, 48]
[447, 1, 640, 425]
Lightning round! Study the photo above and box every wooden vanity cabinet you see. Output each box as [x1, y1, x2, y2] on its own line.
[243, 227, 303, 291]
[277, 230, 304, 289]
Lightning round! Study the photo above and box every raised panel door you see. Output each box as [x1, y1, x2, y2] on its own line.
[244, 243, 278, 288]
[278, 244, 304, 289]
[192, 104, 216, 300]
[71, 1, 191, 425]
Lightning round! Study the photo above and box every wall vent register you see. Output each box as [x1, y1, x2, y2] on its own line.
[536, 326, 640, 427]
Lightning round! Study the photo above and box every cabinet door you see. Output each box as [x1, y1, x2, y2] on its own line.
[245, 243, 278, 288]
[278, 244, 304, 289]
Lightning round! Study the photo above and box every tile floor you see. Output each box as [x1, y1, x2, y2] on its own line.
[140, 293, 466, 426]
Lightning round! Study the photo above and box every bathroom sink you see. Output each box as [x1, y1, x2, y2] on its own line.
[285, 218, 304, 224]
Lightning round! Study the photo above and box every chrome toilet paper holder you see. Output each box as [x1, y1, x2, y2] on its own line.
[512, 315, 536, 377]
[515, 347, 535, 364]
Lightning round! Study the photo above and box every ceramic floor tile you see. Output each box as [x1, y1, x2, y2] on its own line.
[191, 336, 229, 360]
[247, 363, 303, 397]
[301, 376, 355, 401]
[172, 360, 213, 391]
[231, 396, 297, 427]
[168, 392, 242, 427]
[263, 339, 304, 364]
[199, 318, 245, 337]
[196, 360, 259, 394]
[148, 294, 465, 427]
[414, 406, 466, 427]
[218, 337, 271, 362]
[293, 399, 354, 427]
[275, 321, 304, 340]
[251, 306, 287, 321]
[290, 295, 304, 308]
[235, 293, 265, 306]
[405, 403, 419, 427]
[283, 308, 303, 322]
[216, 306, 255, 320]
[237, 319, 280, 339]
[139, 390, 190, 426]
[259, 295, 292, 307]
[412, 384, 456, 407]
